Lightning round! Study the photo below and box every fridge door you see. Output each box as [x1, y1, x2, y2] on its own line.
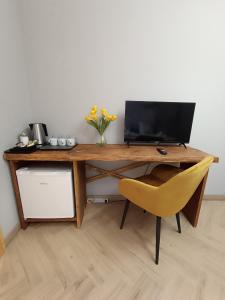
[16, 167, 75, 218]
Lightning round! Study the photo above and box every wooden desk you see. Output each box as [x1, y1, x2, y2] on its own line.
[4, 144, 218, 229]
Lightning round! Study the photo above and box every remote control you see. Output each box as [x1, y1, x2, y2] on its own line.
[156, 147, 167, 155]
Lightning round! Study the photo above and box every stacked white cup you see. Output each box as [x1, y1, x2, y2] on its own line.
[48, 137, 76, 147]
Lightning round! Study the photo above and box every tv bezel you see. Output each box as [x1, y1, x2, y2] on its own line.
[124, 100, 196, 145]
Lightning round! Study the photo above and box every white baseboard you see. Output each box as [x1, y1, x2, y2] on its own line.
[87, 194, 125, 203]
[5, 223, 20, 246]
[88, 194, 225, 202]
[203, 195, 225, 201]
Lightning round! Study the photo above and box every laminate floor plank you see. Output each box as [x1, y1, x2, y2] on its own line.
[0, 201, 225, 300]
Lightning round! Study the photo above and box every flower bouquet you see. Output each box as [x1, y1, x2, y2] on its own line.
[85, 105, 117, 146]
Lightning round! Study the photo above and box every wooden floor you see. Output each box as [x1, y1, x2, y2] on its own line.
[0, 201, 225, 300]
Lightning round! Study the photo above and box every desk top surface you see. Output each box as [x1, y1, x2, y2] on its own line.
[4, 144, 219, 163]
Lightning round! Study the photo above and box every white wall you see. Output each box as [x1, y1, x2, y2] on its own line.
[0, 0, 32, 237]
[19, 0, 225, 195]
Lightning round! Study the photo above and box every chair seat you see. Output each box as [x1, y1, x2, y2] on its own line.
[137, 164, 184, 187]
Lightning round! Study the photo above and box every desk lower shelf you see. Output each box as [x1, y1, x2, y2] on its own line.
[25, 217, 77, 223]
[8, 160, 84, 229]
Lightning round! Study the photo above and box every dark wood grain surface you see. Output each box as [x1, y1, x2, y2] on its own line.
[4, 144, 219, 163]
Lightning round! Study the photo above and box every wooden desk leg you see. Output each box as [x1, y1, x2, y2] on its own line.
[73, 161, 87, 228]
[0, 227, 5, 257]
[182, 171, 209, 227]
[9, 161, 28, 230]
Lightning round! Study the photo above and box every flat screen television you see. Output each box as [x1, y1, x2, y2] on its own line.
[124, 101, 196, 145]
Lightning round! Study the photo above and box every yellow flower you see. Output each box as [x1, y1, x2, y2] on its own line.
[90, 109, 97, 115]
[106, 114, 112, 121]
[101, 108, 107, 115]
[86, 105, 116, 126]
[91, 105, 97, 112]
[85, 116, 91, 121]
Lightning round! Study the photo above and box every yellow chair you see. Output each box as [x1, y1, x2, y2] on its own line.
[119, 157, 213, 264]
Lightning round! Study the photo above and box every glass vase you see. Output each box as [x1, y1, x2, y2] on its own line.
[97, 133, 106, 146]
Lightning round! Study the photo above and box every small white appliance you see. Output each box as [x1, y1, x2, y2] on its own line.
[16, 166, 75, 219]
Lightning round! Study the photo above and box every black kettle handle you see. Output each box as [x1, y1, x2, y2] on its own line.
[42, 124, 48, 136]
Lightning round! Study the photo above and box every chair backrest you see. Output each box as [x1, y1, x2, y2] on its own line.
[156, 156, 214, 216]
[119, 156, 214, 217]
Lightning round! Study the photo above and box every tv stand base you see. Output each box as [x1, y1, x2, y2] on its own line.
[126, 141, 187, 148]
[179, 143, 187, 149]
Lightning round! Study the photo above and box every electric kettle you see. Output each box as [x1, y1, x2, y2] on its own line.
[29, 123, 48, 145]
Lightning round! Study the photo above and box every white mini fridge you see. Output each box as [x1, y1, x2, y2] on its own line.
[16, 166, 75, 219]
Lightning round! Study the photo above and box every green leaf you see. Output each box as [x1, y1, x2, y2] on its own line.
[87, 120, 98, 131]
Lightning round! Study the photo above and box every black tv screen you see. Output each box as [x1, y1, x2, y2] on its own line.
[124, 101, 196, 144]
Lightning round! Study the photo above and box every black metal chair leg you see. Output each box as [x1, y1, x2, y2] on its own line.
[120, 199, 130, 229]
[176, 213, 181, 233]
[155, 216, 161, 265]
